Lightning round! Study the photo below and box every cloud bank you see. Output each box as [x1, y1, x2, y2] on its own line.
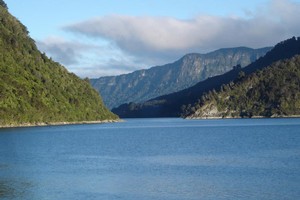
[38, 0, 300, 78]
[37, 36, 89, 65]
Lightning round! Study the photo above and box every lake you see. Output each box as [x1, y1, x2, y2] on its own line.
[0, 118, 300, 200]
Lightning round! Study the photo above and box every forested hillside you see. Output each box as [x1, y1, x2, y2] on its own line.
[0, 2, 118, 126]
[185, 55, 300, 118]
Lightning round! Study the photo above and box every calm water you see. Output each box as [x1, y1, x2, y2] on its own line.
[0, 118, 300, 200]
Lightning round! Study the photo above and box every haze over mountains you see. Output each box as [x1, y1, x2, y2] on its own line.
[112, 37, 300, 118]
[91, 47, 271, 109]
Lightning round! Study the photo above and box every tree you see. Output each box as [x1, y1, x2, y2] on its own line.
[233, 64, 242, 70]
[237, 71, 246, 80]
[0, 0, 7, 9]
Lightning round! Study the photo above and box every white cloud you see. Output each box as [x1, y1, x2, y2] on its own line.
[65, 0, 300, 52]
[37, 36, 96, 65]
[39, 0, 300, 78]
[64, 15, 220, 54]
[36, 36, 145, 78]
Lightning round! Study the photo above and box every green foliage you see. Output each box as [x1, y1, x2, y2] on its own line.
[187, 55, 300, 118]
[0, 6, 118, 126]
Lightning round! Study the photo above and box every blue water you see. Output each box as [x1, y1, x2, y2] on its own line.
[0, 118, 300, 200]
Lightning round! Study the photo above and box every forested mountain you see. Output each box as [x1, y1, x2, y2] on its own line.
[0, 2, 118, 126]
[91, 47, 271, 109]
[112, 37, 300, 118]
[185, 55, 300, 118]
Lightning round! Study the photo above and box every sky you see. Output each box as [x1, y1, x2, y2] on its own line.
[4, 0, 300, 78]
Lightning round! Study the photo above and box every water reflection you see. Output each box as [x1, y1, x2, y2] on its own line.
[0, 181, 13, 198]
[0, 180, 22, 199]
[0, 180, 33, 200]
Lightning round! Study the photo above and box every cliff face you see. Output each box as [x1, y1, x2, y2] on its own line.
[0, 3, 118, 126]
[91, 47, 271, 109]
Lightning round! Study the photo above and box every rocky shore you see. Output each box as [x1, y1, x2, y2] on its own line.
[0, 119, 123, 128]
[186, 115, 300, 120]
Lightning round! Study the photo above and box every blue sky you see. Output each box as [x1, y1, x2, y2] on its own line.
[5, 0, 300, 78]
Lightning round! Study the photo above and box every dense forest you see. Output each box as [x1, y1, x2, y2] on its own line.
[0, 2, 118, 126]
[184, 55, 300, 118]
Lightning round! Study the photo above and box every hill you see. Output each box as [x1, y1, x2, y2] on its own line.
[112, 37, 300, 118]
[185, 55, 300, 118]
[0, 2, 118, 126]
[91, 47, 271, 109]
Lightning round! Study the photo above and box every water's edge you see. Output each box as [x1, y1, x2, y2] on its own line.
[0, 119, 123, 129]
[186, 115, 300, 119]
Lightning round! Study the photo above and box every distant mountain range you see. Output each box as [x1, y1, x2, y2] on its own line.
[91, 47, 271, 109]
[0, 2, 117, 126]
[112, 37, 300, 118]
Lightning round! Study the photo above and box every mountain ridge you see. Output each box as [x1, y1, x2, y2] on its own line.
[112, 37, 300, 118]
[91, 46, 271, 109]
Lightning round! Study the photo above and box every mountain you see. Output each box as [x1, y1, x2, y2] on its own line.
[0, 2, 118, 126]
[91, 47, 271, 109]
[185, 55, 300, 119]
[112, 37, 300, 118]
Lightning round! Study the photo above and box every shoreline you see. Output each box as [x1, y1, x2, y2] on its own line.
[186, 115, 300, 120]
[0, 119, 123, 129]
